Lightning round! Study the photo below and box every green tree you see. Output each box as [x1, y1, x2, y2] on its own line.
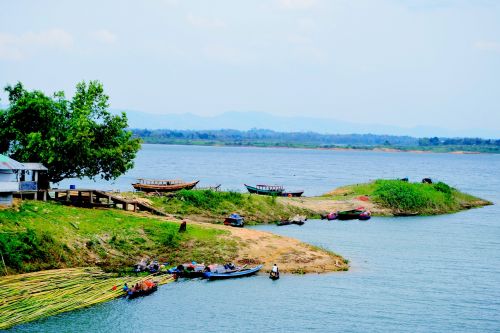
[0, 81, 141, 183]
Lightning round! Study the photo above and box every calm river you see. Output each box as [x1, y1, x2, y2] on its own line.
[13, 145, 500, 332]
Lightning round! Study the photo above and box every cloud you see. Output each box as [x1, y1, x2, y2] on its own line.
[91, 29, 117, 44]
[0, 29, 73, 61]
[277, 0, 317, 10]
[186, 13, 226, 29]
[474, 40, 500, 53]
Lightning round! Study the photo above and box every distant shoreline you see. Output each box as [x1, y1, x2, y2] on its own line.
[140, 142, 492, 155]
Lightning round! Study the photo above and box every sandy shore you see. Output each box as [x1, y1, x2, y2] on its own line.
[277, 196, 392, 216]
[154, 214, 348, 274]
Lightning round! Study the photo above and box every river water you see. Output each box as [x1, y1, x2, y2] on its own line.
[13, 145, 500, 332]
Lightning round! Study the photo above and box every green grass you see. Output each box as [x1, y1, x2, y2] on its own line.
[0, 201, 237, 274]
[324, 180, 491, 215]
[147, 189, 313, 224]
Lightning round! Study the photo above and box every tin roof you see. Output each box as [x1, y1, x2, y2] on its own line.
[0, 154, 24, 170]
[20, 163, 48, 171]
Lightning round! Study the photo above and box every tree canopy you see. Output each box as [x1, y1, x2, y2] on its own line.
[0, 81, 141, 183]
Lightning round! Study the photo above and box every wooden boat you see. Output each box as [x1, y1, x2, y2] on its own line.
[269, 271, 280, 280]
[203, 265, 262, 280]
[244, 184, 284, 196]
[337, 209, 371, 220]
[281, 191, 304, 197]
[132, 178, 199, 193]
[223, 213, 244, 227]
[127, 281, 158, 299]
[278, 214, 306, 226]
[168, 263, 207, 278]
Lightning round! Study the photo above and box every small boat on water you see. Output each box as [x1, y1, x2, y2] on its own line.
[269, 271, 280, 280]
[203, 264, 263, 280]
[337, 209, 371, 220]
[126, 280, 158, 299]
[224, 213, 244, 227]
[132, 178, 199, 193]
[277, 215, 306, 226]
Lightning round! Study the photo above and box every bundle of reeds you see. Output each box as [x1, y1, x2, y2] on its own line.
[0, 267, 173, 330]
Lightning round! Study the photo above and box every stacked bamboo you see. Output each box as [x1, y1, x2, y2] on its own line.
[0, 267, 174, 329]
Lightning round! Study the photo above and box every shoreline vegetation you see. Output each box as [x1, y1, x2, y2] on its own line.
[131, 129, 500, 154]
[0, 180, 490, 329]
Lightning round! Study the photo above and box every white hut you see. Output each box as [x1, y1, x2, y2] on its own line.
[19, 163, 49, 191]
[0, 155, 23, 206]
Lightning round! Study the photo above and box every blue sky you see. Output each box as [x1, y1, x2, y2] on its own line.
[1, 0, 499, 134]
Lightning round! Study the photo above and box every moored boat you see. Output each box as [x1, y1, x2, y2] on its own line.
[244, 184, 284, 196]
[277, 215, 306, 226]
[168, 263, 207, 278]
[223, 213, 244, 227]
[203, 265, 263, 280]
[132, 178, 199, 193]
[281, 190, 304, 197]
[126, 280, 158, 299]
[337, 209, 371, 220]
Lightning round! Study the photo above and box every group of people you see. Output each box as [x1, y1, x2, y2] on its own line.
[123, 279, 156, 295]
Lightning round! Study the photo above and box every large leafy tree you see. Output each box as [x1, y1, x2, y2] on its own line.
[0, 81, 141, 183]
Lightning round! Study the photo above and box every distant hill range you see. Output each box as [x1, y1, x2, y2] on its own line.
[115, 110, 499, 138]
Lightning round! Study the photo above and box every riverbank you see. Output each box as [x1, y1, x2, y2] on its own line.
[121, 180, 491, 221]
[0, 200, 346, 275]
[305, 180, 492, 216]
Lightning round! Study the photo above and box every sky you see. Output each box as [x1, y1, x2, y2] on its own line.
[1, 0, 499, 135]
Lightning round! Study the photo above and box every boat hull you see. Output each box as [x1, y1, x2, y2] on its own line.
[203, 265, 263, 280]
[132, 181, 199, 193]
[127, 284, 158, 299]
[281, 191, 304, 197]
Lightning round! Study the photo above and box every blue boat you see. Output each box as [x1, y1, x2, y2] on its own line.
[203, 265, 263, 280]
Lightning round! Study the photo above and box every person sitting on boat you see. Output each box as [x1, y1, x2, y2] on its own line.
[122, 283, 129, 292]
[271, 264, 279, 276]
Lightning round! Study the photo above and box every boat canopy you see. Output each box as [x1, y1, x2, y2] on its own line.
[256, 184, 284, 191]
[136, 178, 185, 185]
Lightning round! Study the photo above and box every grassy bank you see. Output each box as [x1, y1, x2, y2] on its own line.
[325, 180, 492, 215]
[138, 189, 315, 224]
[0, 200, 237, 274]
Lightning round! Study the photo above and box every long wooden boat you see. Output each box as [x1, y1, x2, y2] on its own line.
[132, 179, 199, 193]
[244, 184, 284, 196]
[203, 265, 263, 280]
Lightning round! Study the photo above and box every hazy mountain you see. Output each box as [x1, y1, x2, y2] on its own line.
[113, 110, 499, 138]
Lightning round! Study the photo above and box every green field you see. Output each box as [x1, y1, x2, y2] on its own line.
[0, 201, 237, 274]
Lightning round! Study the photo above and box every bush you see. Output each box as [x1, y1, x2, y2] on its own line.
[0, 229, 69, 271]
[373, 180, 456, 214]
[174, 190, 243, 210]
